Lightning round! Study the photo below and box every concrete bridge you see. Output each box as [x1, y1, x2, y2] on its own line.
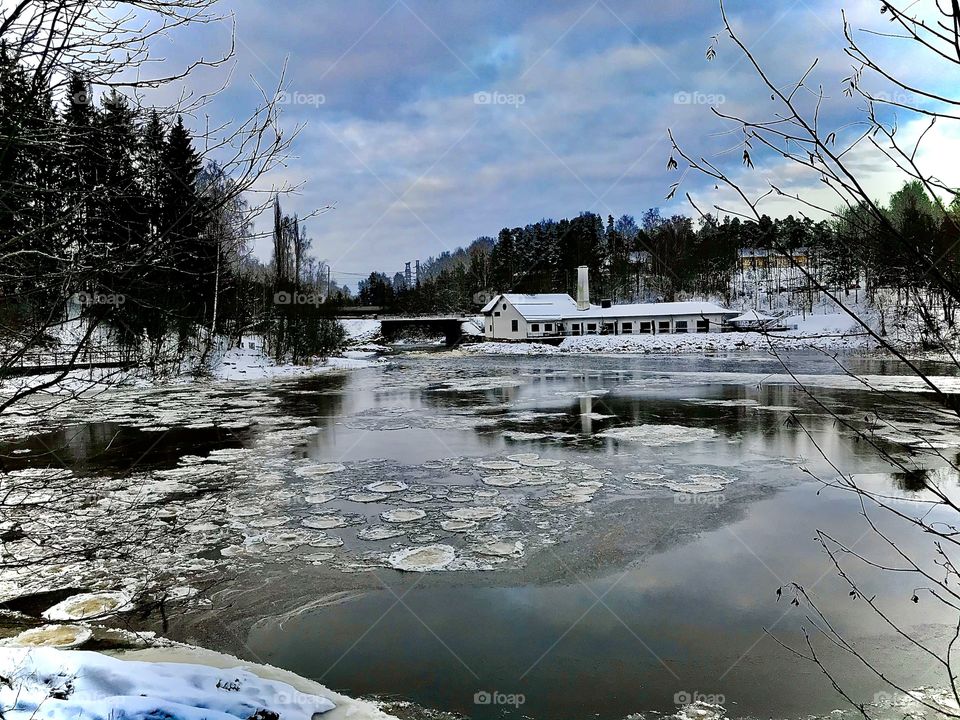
[378, 315, 478, 346]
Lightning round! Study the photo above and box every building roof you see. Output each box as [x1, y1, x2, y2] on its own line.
[482, 294, 735, 322]
[481, 293, 578, 319]
[568, 301, 735, 320]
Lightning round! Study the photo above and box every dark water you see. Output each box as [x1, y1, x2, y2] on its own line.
[242, 353, 958, 719]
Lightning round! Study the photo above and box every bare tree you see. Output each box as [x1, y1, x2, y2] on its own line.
[671, 1, 960, 714]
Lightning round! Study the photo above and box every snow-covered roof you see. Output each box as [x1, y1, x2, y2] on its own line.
[479, 295, 501, 314]
[482, 294, 736, 321]
[483, 293, 579, 319]
[567, 301, 735, 320]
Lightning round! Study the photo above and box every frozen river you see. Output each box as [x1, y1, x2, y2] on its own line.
[3, 351, 960, 719]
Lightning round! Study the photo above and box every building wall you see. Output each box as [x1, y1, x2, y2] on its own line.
[485, 299, 530, 340]
[564, 313, 726, 335]
[486, 303, 729, 340]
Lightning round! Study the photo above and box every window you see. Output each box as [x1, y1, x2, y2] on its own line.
[587, 323, 597, 333]
[621, 322, 633, 334]
[658, 320, 671, 334]
[603, 323, 615, 334]
[544, 323, 553, 332]
[639, 321, 652, 334]
[675, 320, 688, 334]
[511, 319, 519, 332]
[572, 323, 581, 335]
[488, 323, 493, 332]
[502, 303, 507, 310]
[494, 311, 500, 317]
[531, 323, 540, 332]
[696, 319, 709, 333]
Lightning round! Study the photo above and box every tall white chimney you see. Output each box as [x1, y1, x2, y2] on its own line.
[576, 266, 590, 310]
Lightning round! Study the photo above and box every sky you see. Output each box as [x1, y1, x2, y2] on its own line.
[150, 0, 960, 286]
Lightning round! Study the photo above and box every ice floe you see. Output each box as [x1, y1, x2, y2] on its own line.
[599, 424, 718, 446]
[2, 624, 92, 649]
[42, 591, 131, 621]
[388, 544, 457, 572]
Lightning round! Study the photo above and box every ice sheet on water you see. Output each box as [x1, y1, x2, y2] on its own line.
[599, 424, 718, 446]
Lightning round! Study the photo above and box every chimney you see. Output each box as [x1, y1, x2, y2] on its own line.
[576, 266, 590, 310]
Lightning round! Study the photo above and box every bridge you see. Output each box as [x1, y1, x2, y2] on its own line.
[0, 349, 136, 378]
[377, 315, 480, 346]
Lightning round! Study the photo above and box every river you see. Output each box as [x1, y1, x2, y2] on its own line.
[2, 350, 959, 719]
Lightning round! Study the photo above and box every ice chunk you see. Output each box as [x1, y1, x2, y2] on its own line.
[380, 508, 427, 523]
[303, 493, 336, 505]
[475, 460, 520, 471]
[444, 506, 504, 521]
[357, 525, 407, 541]
[365, 480, 408, 494]
[475, 540, 524, 557]
[295, 463, 346, 477]
[599, 424, 717, 446]
[440, 519, 477, 532]
[42, 591, 131, 621]
[301, 516, 350, 530]
[3, 624, 92, 649]
[347, 492, 388, 503]
[388, 544, 457, 572]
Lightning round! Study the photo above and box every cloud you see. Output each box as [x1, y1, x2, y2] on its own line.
[149, 0, 958, 283]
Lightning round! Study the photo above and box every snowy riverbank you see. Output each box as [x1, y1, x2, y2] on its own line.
[0, 645, 399, 720]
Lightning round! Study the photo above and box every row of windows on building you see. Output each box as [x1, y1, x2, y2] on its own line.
[498, 318, 711, 335]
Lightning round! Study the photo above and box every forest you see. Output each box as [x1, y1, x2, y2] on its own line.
[357, 186, 960, 332]
[0, 50, 341, 374]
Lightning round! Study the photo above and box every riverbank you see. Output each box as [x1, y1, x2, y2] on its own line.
[0, 644, 399, 720]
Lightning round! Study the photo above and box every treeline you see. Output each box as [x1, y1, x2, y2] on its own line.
[0, 49, 343, 371]
[357, 182, 960, 323]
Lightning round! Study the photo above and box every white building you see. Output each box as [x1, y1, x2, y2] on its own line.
[480, 266, 736, 341]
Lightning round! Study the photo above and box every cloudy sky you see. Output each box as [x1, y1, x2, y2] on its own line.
[158, 0, 958, 285]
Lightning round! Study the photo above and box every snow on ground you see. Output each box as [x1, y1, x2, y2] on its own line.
[341, 318, 382, 343]
[213, 344, 379, 381]
[0, 645, 397, 720]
